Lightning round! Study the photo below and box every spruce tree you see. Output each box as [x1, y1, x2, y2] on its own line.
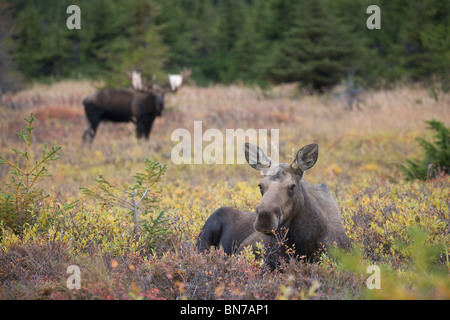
[400, 0, 440, 80]
[13, 4, 43, 78]
[403, 120, 450, 180]
[100, 0, 168, 88]
[268, 0, 356, 92]
[211, 0, 248, 83]
[234, 0, 271, 84]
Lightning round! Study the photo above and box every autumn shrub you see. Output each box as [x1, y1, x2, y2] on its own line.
[340, 177, 449, 265]
[330, 226, 450, 300]
[33, 107, 82, 121]
[0, 240, 70, 299]
[136, 241, 363, 300]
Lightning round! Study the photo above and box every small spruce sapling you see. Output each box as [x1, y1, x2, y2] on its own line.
[402, 119, 449, 180]
[80, 159, 168, 249]
[0, 113, 61, 234]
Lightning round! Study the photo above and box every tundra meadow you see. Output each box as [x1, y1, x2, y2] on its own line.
[0, 81, 448, 300]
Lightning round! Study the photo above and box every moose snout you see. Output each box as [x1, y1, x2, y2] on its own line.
[254, 205, 282, 235]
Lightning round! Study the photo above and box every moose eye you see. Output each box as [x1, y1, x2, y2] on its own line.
[289, 184, 296, 191]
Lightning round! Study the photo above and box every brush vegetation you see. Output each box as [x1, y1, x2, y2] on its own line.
[0, 81, 448, 299]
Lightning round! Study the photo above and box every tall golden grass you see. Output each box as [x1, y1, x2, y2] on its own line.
[2, 80, 447, 185]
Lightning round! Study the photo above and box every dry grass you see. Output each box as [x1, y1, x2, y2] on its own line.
[2, 80, 447, 186]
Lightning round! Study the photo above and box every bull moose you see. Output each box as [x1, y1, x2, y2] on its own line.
[197, 143, 350, 268]
[82, 68, 191, 143]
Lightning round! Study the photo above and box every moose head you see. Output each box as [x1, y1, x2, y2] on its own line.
[244, 142, 319, 234]
[125, 67, 192, 116]
[197, 142, 350, 265]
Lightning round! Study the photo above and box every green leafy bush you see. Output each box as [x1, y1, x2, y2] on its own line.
[403, 119, 450, 180]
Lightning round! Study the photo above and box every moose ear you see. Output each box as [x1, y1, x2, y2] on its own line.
[244, 143, 271, 170]
[291, 143, 319, 173]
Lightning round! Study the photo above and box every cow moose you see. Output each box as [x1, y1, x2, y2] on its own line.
[82, 68, 191, 143]
[197, 143, 350, 268]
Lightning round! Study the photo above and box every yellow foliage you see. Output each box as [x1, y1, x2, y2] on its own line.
[324, 164, 342, 176]
[361, 163, 381, 172]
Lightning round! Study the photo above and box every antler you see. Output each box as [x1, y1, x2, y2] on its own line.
[125, 69, 144, 91]
[168, 74, 183, 91]
[167, 67, 192, 92]
[126, 68, 191, 93]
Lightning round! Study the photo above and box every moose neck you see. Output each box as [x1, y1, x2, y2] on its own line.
[281, 180, 326, 256]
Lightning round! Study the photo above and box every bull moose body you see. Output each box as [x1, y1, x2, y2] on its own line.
[197, 143, 350, 268]
[82, 88, 163, 142]
[82, 69, 191, 143]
